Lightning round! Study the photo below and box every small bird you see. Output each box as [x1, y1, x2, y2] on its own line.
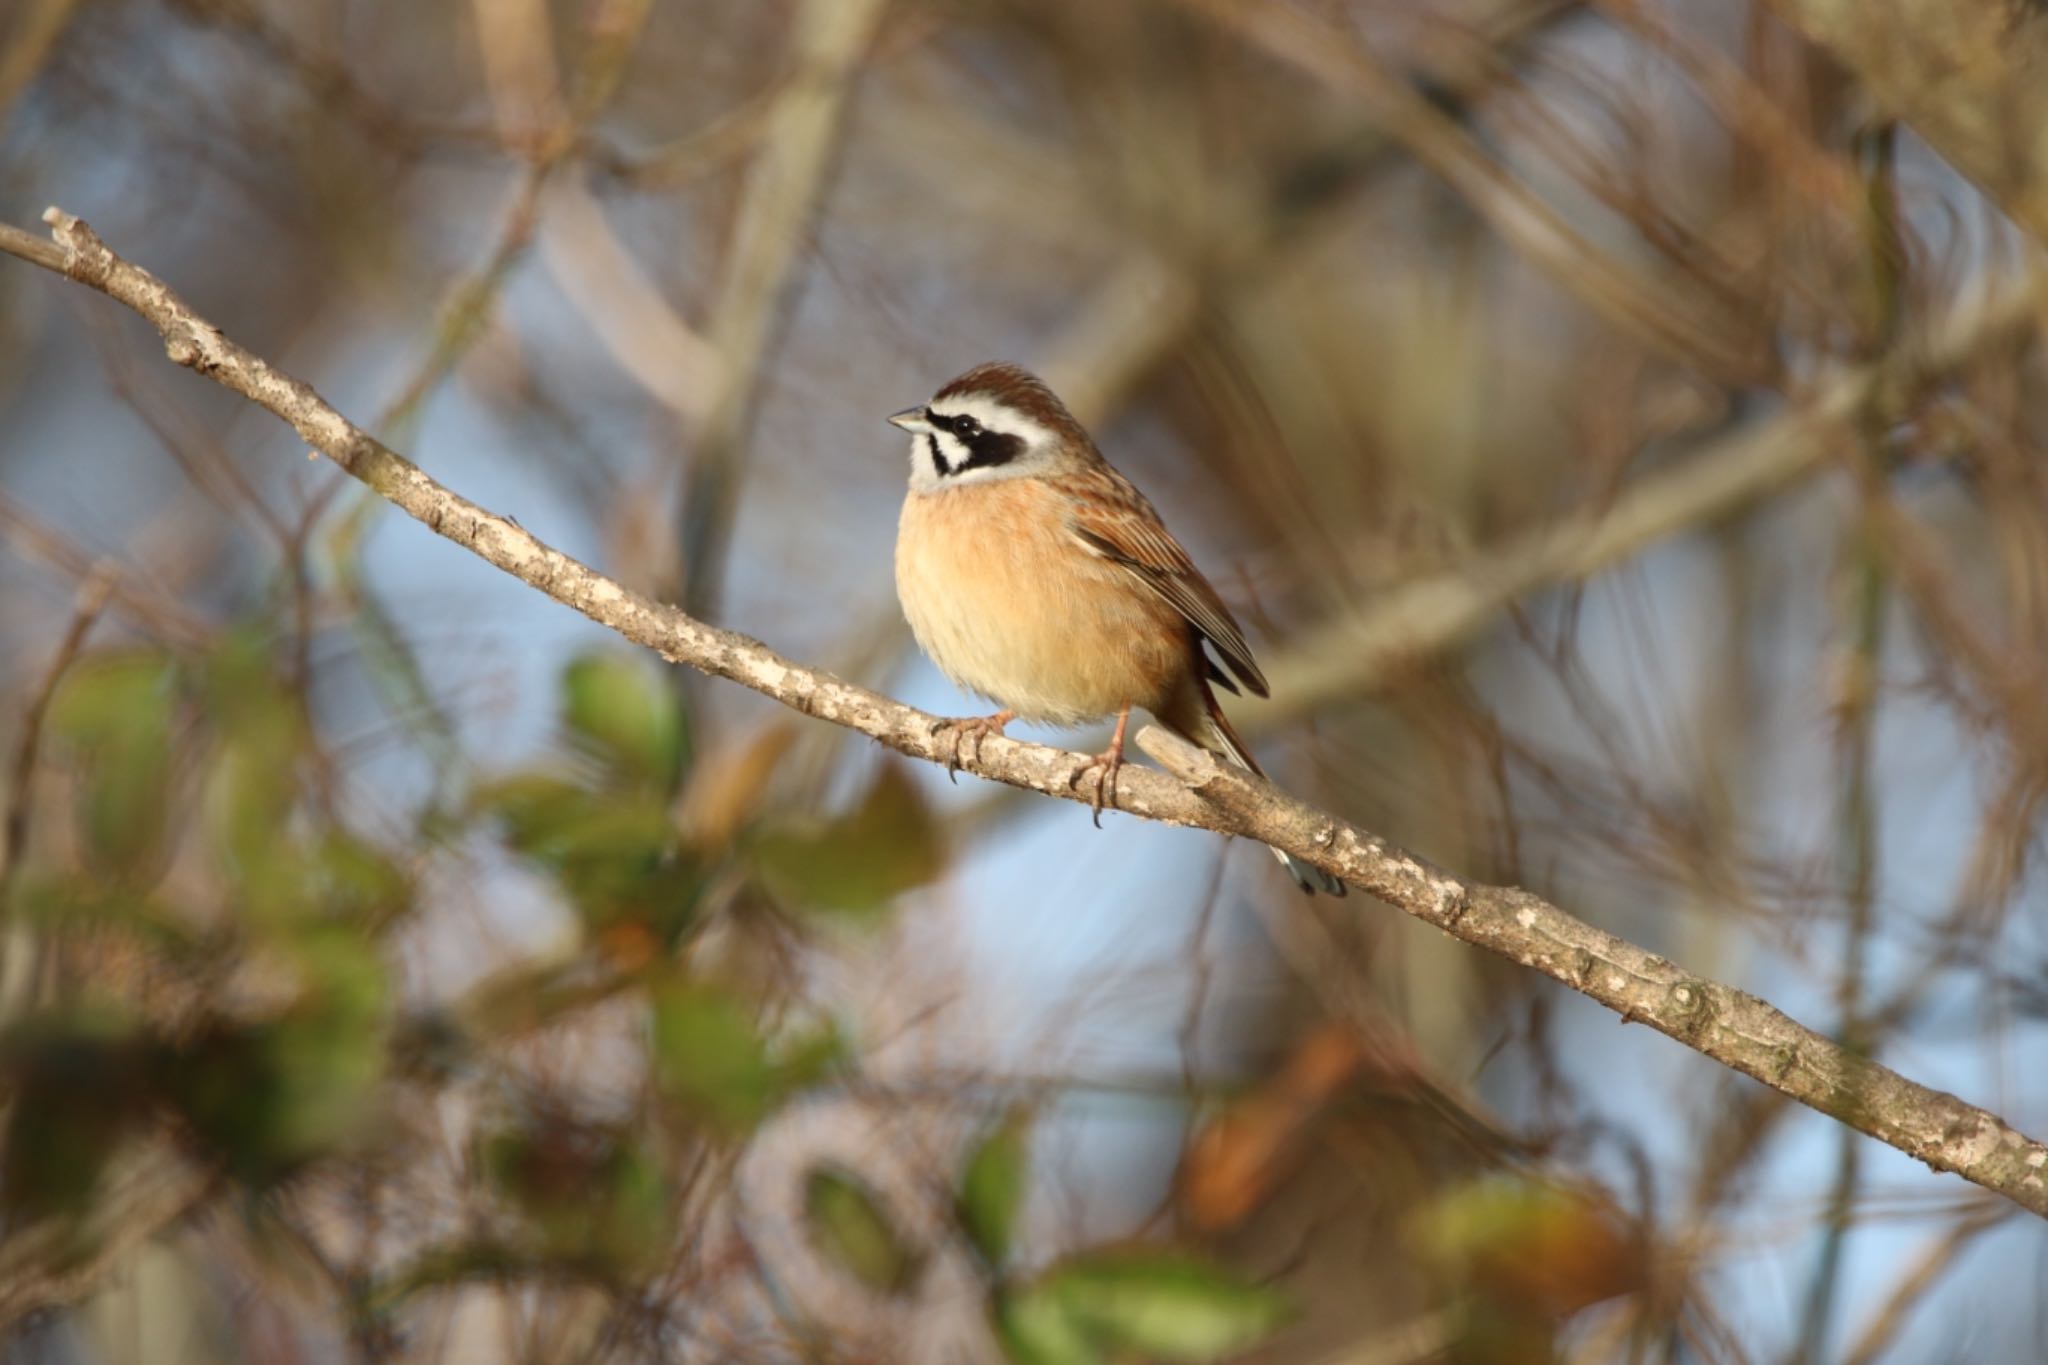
[890, 361, 1345, 896]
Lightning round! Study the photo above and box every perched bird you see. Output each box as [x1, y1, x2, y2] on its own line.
[890, 361, 1345, 896]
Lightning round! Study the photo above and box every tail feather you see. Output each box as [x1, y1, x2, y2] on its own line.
[1184, 686, 1346, 898]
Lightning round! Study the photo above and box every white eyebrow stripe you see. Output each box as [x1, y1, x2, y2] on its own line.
[927, 394, 1052, 446]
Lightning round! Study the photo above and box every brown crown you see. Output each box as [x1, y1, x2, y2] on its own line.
[933, 362, 1090, 443]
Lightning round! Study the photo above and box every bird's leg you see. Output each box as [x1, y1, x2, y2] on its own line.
[928, 709, 1014, 780]
[1069, 704, 1131, 828]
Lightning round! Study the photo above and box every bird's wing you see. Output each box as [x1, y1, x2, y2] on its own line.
[1060, 467, 1271, 698]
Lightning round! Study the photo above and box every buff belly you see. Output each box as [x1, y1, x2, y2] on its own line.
[897, 482, 1190, 728]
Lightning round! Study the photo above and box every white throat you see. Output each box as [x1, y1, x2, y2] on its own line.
[901, 395, 1060, 494]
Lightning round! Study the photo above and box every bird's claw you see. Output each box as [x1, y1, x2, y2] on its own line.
[928, 711, 1012, 781]
[1068, 748, 1124, 829]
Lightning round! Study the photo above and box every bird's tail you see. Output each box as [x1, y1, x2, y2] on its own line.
[1178, 683, 1346, 897]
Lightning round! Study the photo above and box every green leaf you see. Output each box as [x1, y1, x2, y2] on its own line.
[753, 764, 944, 915]
[649, 983, 778, 1133]
[959, 1112, 1030, 1268]
[207, 738, 299, 895]
[478, 775, 697, 936]
[48, 650, 176, 744]
[49, 650, 179, 884]
[562, 651, 684, 790]
[0, 1011, 152, 1220]
[1050, 1251, 1290, 1360]
[482, 1121, 671, 1275]
[776, 1021, 850, 1091]
[1413, 1175, 1642, 1319]
[9, 876, 200, 957]
[994, 1280, 1103, 1365]
[164, 929, 389, 1185]
[804, 1165, 922, 1295]
[199, 632, 311, 895]
[314, 833, 412, 929]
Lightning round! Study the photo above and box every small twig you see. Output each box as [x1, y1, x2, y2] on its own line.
[0, 1145, 220, 1329]
[1257, 271, 2045, 725]
[0, 494, 214, 647]
[0, 563, 115, 897]
[0, 0, 84, 128]
[674, 0, 889, 622]
[1839, 1199, 2014, 1365]
[1174, 0, 1765, 378]
[4, 209, 2048, 1219]
[0, 562, 114, 1038]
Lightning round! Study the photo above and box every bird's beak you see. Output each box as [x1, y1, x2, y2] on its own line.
[888, 407, 933, 434]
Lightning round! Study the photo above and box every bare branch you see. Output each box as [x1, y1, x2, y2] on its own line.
[0, 1146, 218, 1329]
[1174, 0, 1766, 378]
[677, 0, 890, 619]
[1756, 0, 2048, 242]
[4, 208, 2047, 1220]
[1259, 274, 2046, 722]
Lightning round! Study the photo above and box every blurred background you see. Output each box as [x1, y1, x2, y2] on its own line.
[2, 0, 2047, 1361]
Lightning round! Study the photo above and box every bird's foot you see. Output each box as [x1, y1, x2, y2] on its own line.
[1067, 705, 1133, 828]
[929, 709, 1014, 780]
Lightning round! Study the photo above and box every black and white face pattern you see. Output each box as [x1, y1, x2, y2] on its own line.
[895, 393, 1060, 493]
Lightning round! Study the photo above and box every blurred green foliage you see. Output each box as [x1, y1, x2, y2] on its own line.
[0, 1008, 153, 1220]
[3, 632, 400, 1208]
[997, 1249, 1291, 1365]
[482, 1116, 672, 1277]
[561, 652, 688, 791]
[480, 649, 700, 944]
[1, 635, 1286, 1359]
[1412, 1173, 1644, 1365]
[959, 1110, 1030, 1269]
[960, 1113, 1288, 1364]
[47, 650, 178, 886]
[751, 763, 944, 916]
[650, 980, 843, 1134]
[804, 1165, 924, 1295]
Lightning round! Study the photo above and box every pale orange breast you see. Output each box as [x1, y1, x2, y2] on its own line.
[896, 480, 1191, 727]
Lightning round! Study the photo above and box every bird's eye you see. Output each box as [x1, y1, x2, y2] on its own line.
[954, 415, 981, 438]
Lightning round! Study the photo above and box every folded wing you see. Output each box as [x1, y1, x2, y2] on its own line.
[1063, 470, 1271, 699]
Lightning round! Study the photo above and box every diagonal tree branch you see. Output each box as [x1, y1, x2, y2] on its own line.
[2, 209, 2045, 1218]
[1257, 271, 2045, 722]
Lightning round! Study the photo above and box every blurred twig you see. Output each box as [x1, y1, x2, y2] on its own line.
[0, 563, 112, 1024]
[0, 493, 213, 647]
[1255, 270, 2047, 727]
[1794, 121, 1903, 1365]
[306, 0, 664, 810]
[9, 208, 2048, 1220]
[1757, 0, 2048, 242]
[0, 0, 81, 128]
[0, 563, 111, 888]
[1839, 1198, 2015, 1365]
[0, 1145, 219, 1329]
[1175, 0, 1767, 378]
[675, 0, 889, 623]
[1045, 0, 1582, 423]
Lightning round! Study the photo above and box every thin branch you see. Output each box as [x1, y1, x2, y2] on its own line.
[1839, 1199, 2014, 1365]
[0, 0, 82, 128]
[1257, 271, 2047, 725]
[0, 563, 114, 1028]
[0, 494, 213, 646]
[677, 0, 889, 621]
[1174, 0, 1767, 379]
[1756, 0, 2048, 242]
[3, 209, 2047, 1220]
[0, 1145, 219, 1329]
[0, 564, 112, 888]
